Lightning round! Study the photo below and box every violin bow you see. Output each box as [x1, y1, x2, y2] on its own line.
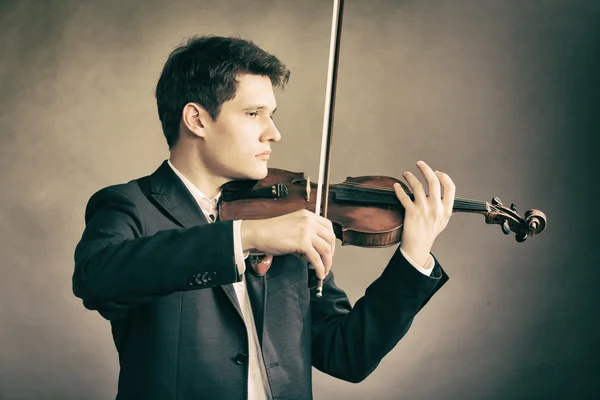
[314, 0, 345, 297]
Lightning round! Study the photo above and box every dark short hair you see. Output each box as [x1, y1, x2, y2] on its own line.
[155, 35, 290, 149]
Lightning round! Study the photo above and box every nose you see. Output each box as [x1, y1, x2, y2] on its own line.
[264, 118, 281, 142]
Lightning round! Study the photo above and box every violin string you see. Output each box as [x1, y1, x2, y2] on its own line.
[328, 180, 488, 210]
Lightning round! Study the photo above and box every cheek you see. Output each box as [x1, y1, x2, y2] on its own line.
[217, 121, 258, 158]
[231, 120, 261, 146]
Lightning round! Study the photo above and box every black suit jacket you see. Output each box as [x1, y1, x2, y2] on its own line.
[72, 160, 449, 400]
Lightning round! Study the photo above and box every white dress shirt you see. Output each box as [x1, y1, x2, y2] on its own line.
[168, 161, 271, 400]
[167, 160, 434, 399]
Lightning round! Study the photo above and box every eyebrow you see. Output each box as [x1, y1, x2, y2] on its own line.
[242, 105, 277, 114]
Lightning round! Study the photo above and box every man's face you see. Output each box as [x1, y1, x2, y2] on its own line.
[200, 73, 280, 182]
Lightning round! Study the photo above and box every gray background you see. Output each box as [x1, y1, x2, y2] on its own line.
[1, 0, 598, 399]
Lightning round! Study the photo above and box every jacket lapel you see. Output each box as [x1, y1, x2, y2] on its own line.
[147, 160, 208, 228]
[245, 263, 267, 346]
[147, 160, 243, 319]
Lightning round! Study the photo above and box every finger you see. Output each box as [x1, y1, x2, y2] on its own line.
[417, 160, 441, 202]
[299, 210, 334, 236]
[402, 171, 426, 204]
[314, 214, 333, 229]
[311, 235, 333, 277]
[436, 171, 456, 216]
[301, 212, 335, 256]
[302, 247, 326, 280]
[316, 216, 337, 254]
[314, 219, 336, 257]
[295, 211, 331, 276]
[393, 182, 415, 212]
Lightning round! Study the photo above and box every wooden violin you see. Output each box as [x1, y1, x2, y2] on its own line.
[218, 0, 547, 295]
[218, 168, 546, 246]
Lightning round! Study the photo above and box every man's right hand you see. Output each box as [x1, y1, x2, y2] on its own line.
[240, 209, 336, 280]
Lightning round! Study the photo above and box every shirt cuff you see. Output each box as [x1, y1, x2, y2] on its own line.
[233, 220, 247, 275]
[399, 247, 435, 276]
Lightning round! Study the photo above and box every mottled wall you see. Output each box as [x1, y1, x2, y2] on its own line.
[1, 0, 598, 399]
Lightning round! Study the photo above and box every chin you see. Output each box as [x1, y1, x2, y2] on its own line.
[231, 164, 268, 181]
[250, 165, 269, 180]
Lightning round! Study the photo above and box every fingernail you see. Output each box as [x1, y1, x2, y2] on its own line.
[417, 160, 425, 166]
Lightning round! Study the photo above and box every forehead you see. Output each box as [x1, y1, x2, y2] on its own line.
[228, 74, 276, 109]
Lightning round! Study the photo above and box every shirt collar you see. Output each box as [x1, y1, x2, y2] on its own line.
[167, 159, 221, 212]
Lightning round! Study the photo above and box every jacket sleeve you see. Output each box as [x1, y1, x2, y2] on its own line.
[310, 248, 449, 383]
[72, 187, 240, 320]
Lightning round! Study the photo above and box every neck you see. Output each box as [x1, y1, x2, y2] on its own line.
[169, 147, 223, 199]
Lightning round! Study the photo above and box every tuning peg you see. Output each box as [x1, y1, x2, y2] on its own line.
[515, 231, 528, 242]
[510, 203, 517, 212]
[492, 197, 503, 206]
[502, 220, 510, 235]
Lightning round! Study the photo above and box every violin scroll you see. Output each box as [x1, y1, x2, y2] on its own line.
[487, 197, 547, 242]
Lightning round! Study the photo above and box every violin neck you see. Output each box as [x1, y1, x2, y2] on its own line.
[334, 184, 489, 214]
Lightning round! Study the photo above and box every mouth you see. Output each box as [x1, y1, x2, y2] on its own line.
[256, 150, 271, 159]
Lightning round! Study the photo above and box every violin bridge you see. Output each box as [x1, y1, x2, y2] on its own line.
[305, 176, 311, 202]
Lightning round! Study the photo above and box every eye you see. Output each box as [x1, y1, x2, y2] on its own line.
[247, 111, 259, 118]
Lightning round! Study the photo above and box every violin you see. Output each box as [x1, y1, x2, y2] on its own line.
[217, 0, 547, 295]
[218, 168, 546, 247]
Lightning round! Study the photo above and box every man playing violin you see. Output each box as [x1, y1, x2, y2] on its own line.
[72, 35, 456, 400]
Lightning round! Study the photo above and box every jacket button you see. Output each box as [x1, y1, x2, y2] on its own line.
[207, 271, 217, 281]
[234, 352, 248, 365]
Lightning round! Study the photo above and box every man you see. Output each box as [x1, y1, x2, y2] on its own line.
[72, 35, 455, 400]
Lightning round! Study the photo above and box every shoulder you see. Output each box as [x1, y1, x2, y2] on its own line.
[88, 177, 147, 203]
[83, 174, 151, 219]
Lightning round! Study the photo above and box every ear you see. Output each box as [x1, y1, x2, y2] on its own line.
[181, 102, 211, 138]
